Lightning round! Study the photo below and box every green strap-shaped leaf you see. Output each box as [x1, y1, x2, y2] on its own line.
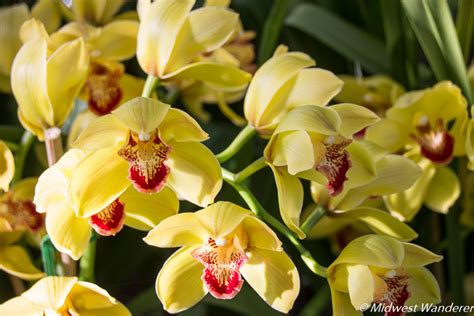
[456, 0, 474, 62]
[401, 0, 472, 102]
[380, 0, 419, 89]
[285, 3, 390, 74]
[257, 0, 290, 65]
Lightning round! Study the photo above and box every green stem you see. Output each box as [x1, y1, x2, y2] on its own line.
[222, 168, 328, 277]
[142, 75, 159, 98]
[234, 157, 267, 183]
[300, 204, 327, 235]
[216, 125, 256, 163]
[41, 235, 57, 276]
[12, 131, 35, 184]
[79, 238, 96, 282]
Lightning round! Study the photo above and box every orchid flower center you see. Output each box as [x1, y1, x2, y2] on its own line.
[118, 131, 171, 193]
[0, 194, 43, 232]
[86, 62, 123, 116]
[192, 236, 248, 299]
[88, 198, 125, 236]
[412, 116, 454, 164]
[316, 136, 352, 196]
[374, 269, 410, 316]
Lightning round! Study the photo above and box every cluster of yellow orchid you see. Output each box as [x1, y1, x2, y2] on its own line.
[0, 0, 473, 315]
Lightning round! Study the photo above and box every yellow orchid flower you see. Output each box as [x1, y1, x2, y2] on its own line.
[0, 178, 44, 280]
[335, 75, 405, 116]
[0, 2, 61, 93]
[71, 96, 222, 215]
[1, 276, 131, 315]
[264, 104, 379, 238]
[48, 19, 139, 115]
[244, 48, 344, 137]
[366, 81, 468, 164]
[11, 19, 89, 140]
[179, 0, 256, 125]
[136, 0, 251, 90]
[34, 148, 179, 260]
[0, 141, 15, 192]
[328, 235, 442, 315]
[144, 201, 300, 313]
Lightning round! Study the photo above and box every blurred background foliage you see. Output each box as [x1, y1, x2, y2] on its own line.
[1, 0, 473, 315]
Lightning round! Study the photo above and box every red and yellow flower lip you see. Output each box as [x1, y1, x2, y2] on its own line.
[144, 201, 300, 314]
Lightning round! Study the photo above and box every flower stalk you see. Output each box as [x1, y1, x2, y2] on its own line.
[222, 168, 328, 278]
[44, 127, 77, 276]
[142, 75, 159, 98]
[79, 238, 96, 283]
[300, 204, 327, 235]
[234, 157, 267, 183]
[216, 124, 256, 163]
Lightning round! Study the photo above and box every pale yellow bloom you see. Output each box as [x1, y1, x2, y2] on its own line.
[136, 0, 251, 91]
[11, 19, 89, 140]
[1, 276, 131, 315]
[328, 235, 442, 315]
[0, 178, 44, 280]
[0, 2, 61, 92]
[145, 202, 300, 313]
[244, 47, 344, 137]
[70, 97, 222, 216]
[264, 104, 379, 237]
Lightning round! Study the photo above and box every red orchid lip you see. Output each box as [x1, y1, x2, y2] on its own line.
[413, 118, 454, 165]
[118, 131, 171, 193]
[89, 198, 125, 236]
[316, 138, 352, 196]
[375, 273, 410, 316]
[192, 237, 248, 299]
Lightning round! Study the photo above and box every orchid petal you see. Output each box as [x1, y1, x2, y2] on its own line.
[167, 141, 222, 207]
[425, 166, 460, 214]
[240, 248, 300, 313]
[156, 247, 207, 313]
[144, 212, 206, 248]
[122, 186, 179, 231]
[269, 164, 305, 239]
[0, 245, 44, 280]
[69, 147, 130, 217]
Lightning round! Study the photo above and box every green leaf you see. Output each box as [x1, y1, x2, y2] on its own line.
[401, 0, 472, 102]
[380, 0, 419, 88]
[456, 0, 474, 62]
[285, 3, 390, 74]
[257, 0, 290, 65]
